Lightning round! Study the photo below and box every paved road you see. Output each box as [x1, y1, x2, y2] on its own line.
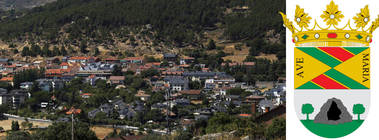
[3, 113, 52, 123]
[95, 124, 168, 135]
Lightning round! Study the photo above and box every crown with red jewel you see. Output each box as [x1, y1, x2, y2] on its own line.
[280, 1, 379, 47]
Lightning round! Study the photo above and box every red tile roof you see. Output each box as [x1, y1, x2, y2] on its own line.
[239, 114, 252, 117]
[60, 62, 69, 66]
[0, 77, 13, 81]
[66, 107, 81, 114]
[80, 93, 93, 97]
[202, 68, 209, 72]
[45, 69, 63, 74]
[135, 90, 151, 97]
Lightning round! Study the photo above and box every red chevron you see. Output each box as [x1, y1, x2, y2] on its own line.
[311, 74, 347, 89]
[318, 47, 354, 61]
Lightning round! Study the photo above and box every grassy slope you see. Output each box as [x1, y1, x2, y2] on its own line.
[301, 120, 364, 138]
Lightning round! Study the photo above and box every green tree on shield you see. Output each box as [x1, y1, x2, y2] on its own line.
[353, 104, 365, 121]
[302, 103, 314, 120]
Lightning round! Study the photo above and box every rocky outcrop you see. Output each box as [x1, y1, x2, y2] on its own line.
[314, 98, 352, 125]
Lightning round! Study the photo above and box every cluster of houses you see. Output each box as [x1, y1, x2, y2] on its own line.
[0, 89, 29, 108]
[88, 99, 144, 120]
[0, 54, 285, 126]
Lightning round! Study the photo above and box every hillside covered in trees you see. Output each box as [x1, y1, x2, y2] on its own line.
[0, 0, 56, 10]
[0, 0, 285, 48]
[0, 0, 286, 81]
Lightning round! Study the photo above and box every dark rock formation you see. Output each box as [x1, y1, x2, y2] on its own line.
[327, 101, 341, 120]
[314, 98, 352, 124]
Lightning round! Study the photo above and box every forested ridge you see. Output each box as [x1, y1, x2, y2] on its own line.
[0, 0, 56, 10]
[0, 0, 285, 48]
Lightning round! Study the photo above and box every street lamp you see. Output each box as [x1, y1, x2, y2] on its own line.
[166, 88, 171, 135]
[66, 107, 81, 140]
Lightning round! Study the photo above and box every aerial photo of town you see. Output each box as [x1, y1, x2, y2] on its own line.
[0, 0, 286, 140]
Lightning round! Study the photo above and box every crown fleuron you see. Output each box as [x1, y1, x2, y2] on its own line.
[280, 1, 379, 47]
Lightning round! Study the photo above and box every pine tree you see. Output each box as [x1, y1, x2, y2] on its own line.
[52, 46, 60, 56]
[30, 44, 41, 57]
[21, 47, 30, 57]
[60, 46, 67, 56]
[80, 40, 88, 54]
[11, 121, 20, 131]
[94, 47, 100, 56]
[207, 39, 216, 50]
[8, 43, 16, 48]
[42, 45, 51, 57]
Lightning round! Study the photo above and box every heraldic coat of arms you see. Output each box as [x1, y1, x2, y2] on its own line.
[280, 0, 379, 138]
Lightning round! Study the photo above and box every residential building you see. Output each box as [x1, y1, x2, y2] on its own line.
[20, 82, 34, 90]
[86, 74, 106, 86]
[179, 90, 202, 101]
[204, 74, 235, 90]
[151, 81, 167, 92]
[193, 108, 212, 120]
[108, 76, 125, 85]
[104, 57, 120, 64]
[75, 62, 114, 77]
[258, 99, 275, 113]
[183, 71, 232, 82]
[0, 89, 29, 108]
[161, 70, 183, 76]
[68, 56, 95, 64]
[180, 56, 194, 65]
[35, 79, 65, 92]
[164, 76, 189, 91]
[60, 62, 69, 69]
[0, 58, 9, 66]
[0, 88, 7, 104]
[0, 76, 13, 86]
[46, 57, 60, 64]
[163, 53, 177, 61]
[135, 90, 150, 101]
[213, 74, 235, 89]
[121, 57, 144, 64]
[88, 99, 139, 120]
[245, 95, 265, 104]
[80, 93, 93, 99]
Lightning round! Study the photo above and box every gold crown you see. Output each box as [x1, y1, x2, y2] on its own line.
[280, 1, 379, 47]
